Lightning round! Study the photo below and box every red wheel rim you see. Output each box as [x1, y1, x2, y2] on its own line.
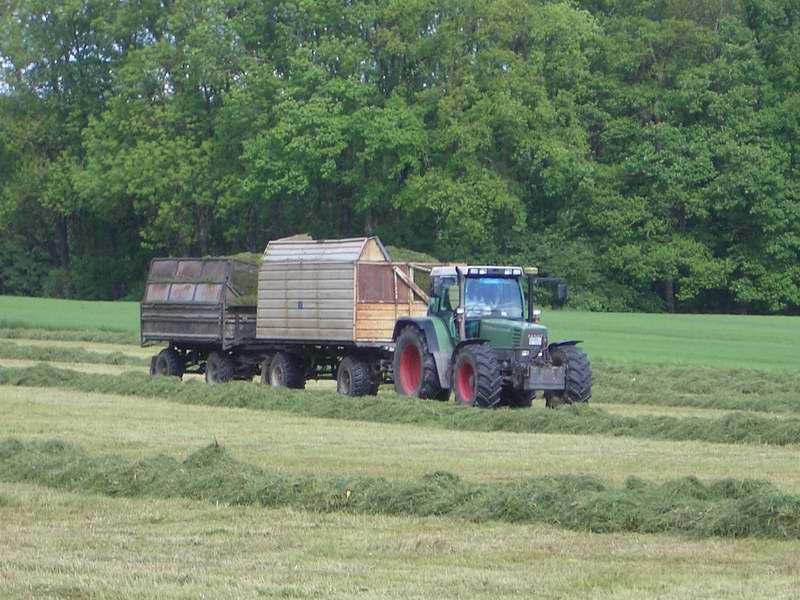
[398, 344, 422, 394]
[456, 361, 475, 403]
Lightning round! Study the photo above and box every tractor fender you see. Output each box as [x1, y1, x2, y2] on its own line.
[392, 317, 451, 389]
[392, 318, 439, 351]
[548, 339, 582, 351]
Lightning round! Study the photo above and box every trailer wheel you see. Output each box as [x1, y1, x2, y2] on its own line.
[545, 345, 592, 407]
[393, 327, 444, 399]
[269, 352, 306, 389]
[452, 344, 502, 408]
[153, 348, 184, 378]
[205, 351, 234, 385]
[337, 356, 373, 397]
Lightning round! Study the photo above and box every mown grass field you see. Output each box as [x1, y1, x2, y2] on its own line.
[2, 294, 798, 368]
[1, 295, 799, 598]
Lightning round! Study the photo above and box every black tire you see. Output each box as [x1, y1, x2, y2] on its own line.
[153, 348, 184, 378]
[269, 352, 306, 389]
[337, 355, 373, 397]
[503, 388, 536, 408]
[393, 326, 444, 399]
[451, 343, 502, 408]
[205, 351, 234, 385]
[545, 345, 592, 407]
[149, 356, 157, 376]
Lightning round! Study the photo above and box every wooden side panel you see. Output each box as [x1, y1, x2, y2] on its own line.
[355, 302, 427, 342]
[257, 261, 355, 341]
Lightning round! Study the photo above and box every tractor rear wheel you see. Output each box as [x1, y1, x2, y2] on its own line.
[153, 348, 184, 378]
[205, 351, 234, 384]
[545, 345, 592, 407]
[269, 352, 306, 389]
[337, 355, 373, 397]
[452, 344, 502, 408]
[393, 327, 444, 400]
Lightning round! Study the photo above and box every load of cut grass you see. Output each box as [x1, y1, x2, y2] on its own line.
[593, 359, 800, 415]
[0, 342, 148, 366]
[1, 438, 799, 539]
[3, 365, 800, 447]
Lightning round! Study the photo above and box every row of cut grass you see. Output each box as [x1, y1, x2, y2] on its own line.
[9, 386, 800, 490]
[2, 438, 800, 539]
[0, 326, 138, 345]
[0, 342, 149, 366]
[2, 365, 799, 447]
[593, 360, 800, 414]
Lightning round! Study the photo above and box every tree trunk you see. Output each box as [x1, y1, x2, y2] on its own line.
[58, 216, 70, 268]
[662, 278, 675, 313]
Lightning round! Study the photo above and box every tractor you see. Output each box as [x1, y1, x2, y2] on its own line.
[391, 265, 591, 408]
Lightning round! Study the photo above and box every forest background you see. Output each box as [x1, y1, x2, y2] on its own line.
[1, 0, 798, 314]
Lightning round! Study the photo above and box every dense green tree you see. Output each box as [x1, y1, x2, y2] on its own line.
[0, 0, 798, 313]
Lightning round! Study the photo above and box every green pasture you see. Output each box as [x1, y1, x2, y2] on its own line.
[2, 295, 798, 370]
[0, 295, 139, 332]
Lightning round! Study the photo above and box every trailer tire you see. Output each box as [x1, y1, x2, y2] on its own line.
[393, 327, 443, 400]
[153, 348, 184, 378]
[269, 352, 306, 390]
[205, 351, 234, 384]
[337, 356, 372, 397]
[545, 345, 592, 407]
[452, 343, 502, 408]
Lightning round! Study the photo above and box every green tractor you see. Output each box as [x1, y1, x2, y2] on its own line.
[391, 265, 591, 408]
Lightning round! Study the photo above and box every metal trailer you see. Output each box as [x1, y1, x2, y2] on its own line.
[141, 238, 430, 394]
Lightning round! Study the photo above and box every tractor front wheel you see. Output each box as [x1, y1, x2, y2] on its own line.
[452, 344, 502, 408]
[545, 345, 592, 407]
[393, 327, 444, 399]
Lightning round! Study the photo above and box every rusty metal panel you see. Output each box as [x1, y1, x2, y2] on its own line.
[168, 283, 195, 302]
[150, 260, 177, 278]
[176, 260, 203, 278]
[144, 283, 170, 303]
[194, 283, 223, 303]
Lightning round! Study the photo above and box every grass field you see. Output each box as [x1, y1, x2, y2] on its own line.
[1, 295, 799, 598]
[2, 294, 799, 369]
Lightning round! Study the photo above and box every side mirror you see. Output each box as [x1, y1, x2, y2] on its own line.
[557, 283, 568, 305]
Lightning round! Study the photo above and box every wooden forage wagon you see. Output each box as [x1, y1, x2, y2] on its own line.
[256, 236, 431, 344]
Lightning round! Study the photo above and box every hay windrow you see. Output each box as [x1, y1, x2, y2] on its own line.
[1, 438, 799, 539]
[593, 359, 800, 414]
[0, 343, 148, 366]
[2, 365, 800, 447]
[0, 325, 138, 345]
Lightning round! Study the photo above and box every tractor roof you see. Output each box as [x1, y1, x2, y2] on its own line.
[430, 265, 524, 278]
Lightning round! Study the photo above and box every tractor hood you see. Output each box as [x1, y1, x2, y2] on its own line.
[472, 319, 548, 350]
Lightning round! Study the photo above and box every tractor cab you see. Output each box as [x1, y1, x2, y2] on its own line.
[428, 265, 549, 352]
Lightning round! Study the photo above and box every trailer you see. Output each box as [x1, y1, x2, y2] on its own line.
[141, 237, 430, 392]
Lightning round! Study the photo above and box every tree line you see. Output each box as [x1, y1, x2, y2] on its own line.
[1, 0, 798, 313]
